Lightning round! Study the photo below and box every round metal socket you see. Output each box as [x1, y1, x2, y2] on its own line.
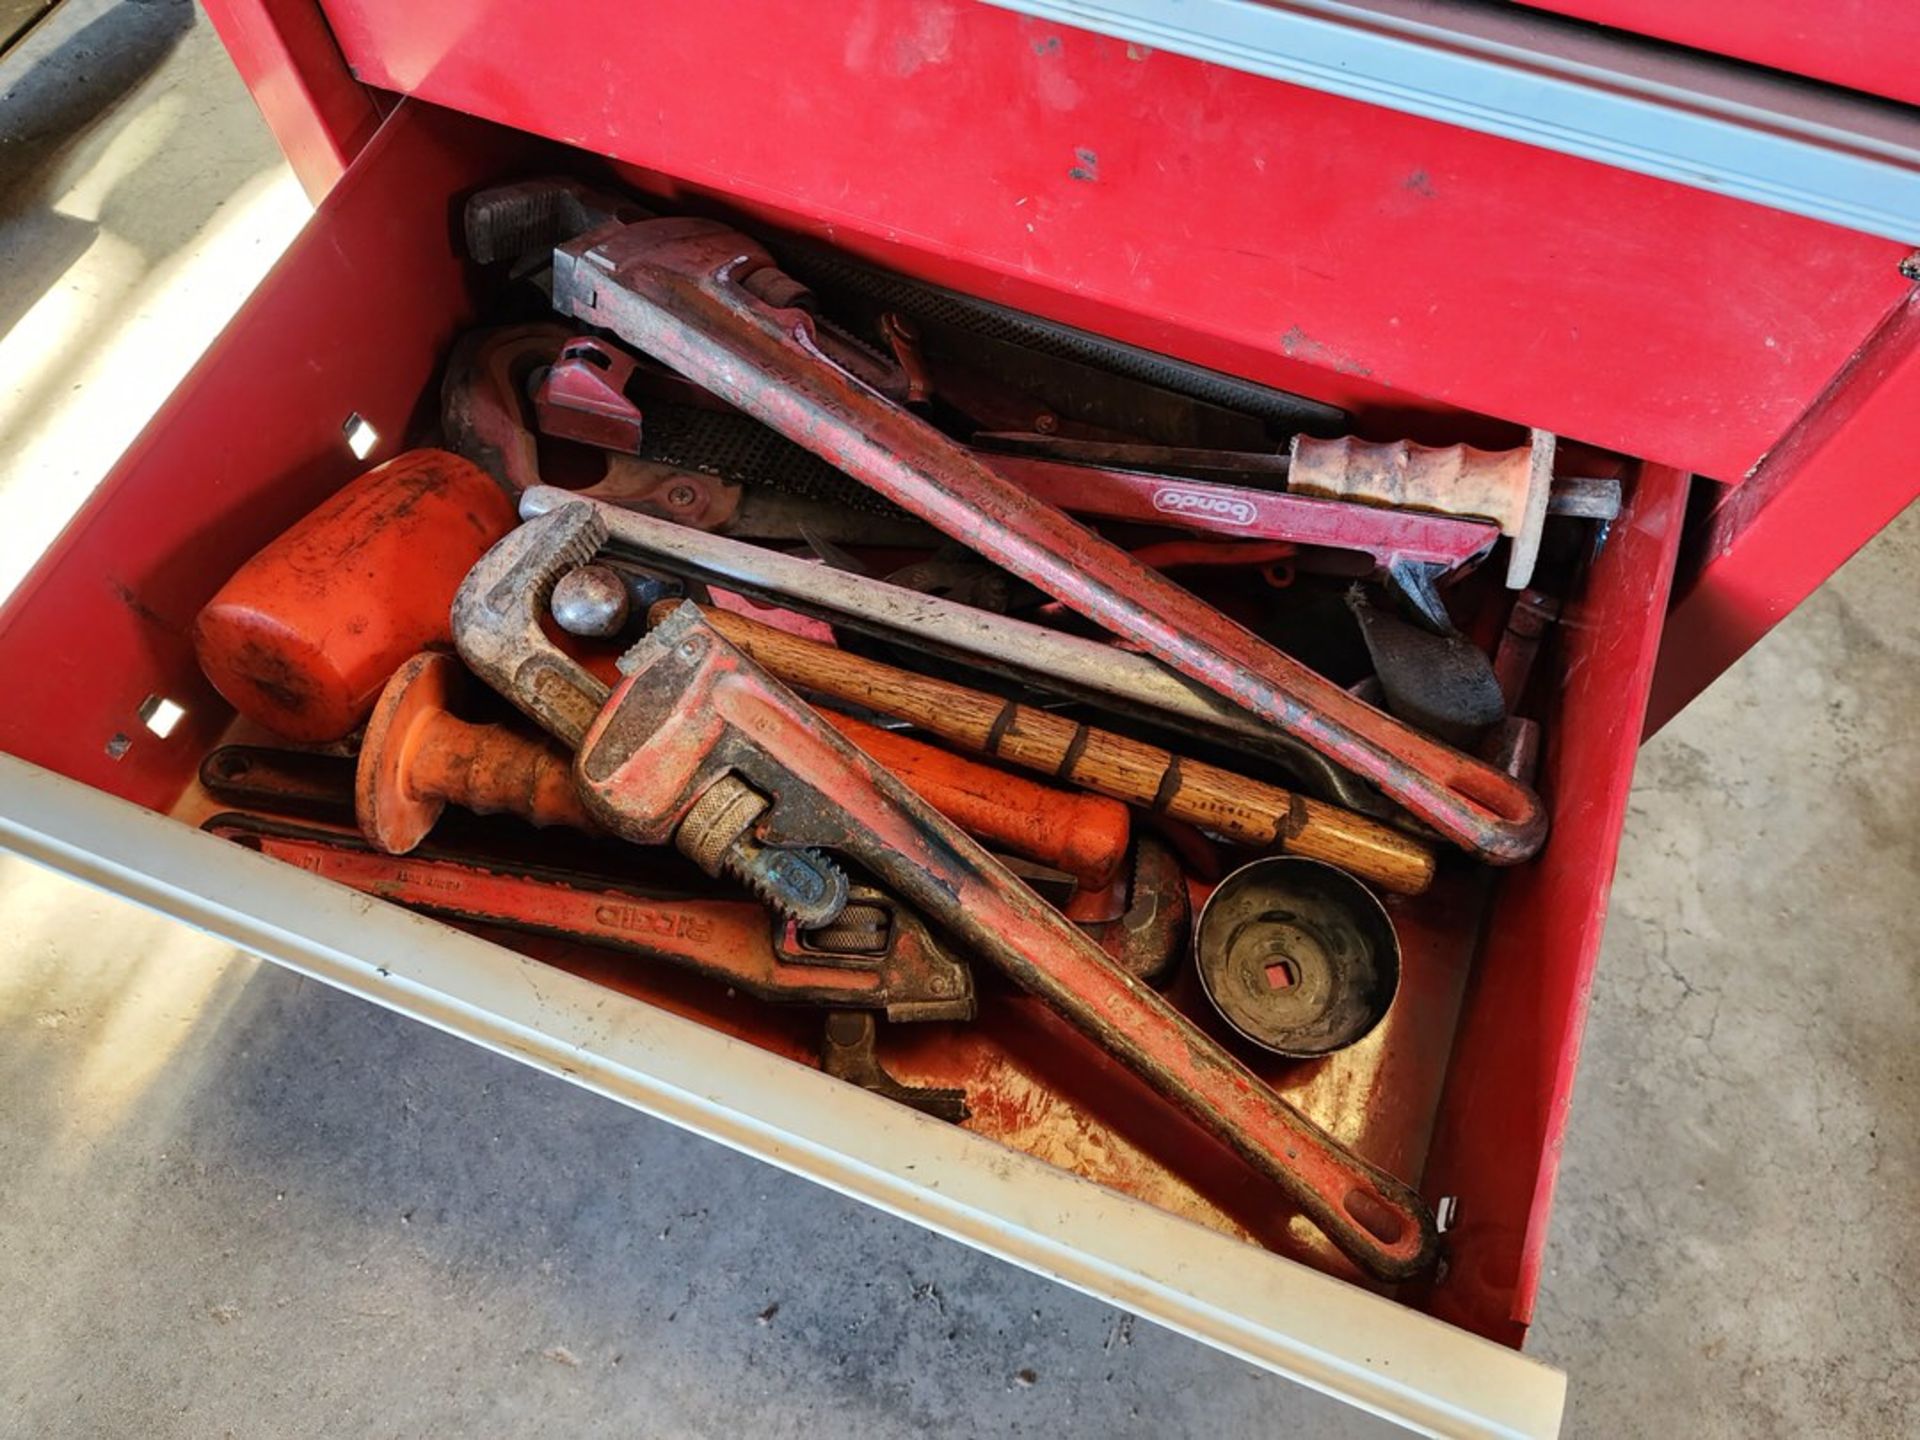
[1193, 857, 1400, 1058]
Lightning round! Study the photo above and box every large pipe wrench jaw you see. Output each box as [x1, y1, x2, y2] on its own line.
[451, 503, 612, 750]
[554, 219, 908, 405]
[451, 505, 849, 928]
[461, 178, 650, 268]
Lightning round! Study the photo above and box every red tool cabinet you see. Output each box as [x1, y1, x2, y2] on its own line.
[3, 3, 1914, 1434]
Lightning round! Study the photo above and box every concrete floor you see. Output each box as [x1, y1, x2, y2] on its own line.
[2, 6, 1915, 1436]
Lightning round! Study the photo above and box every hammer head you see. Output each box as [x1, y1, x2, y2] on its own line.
[451, 503, 612, 749]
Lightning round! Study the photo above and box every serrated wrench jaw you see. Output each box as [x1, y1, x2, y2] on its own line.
[451, 502, 613, 749]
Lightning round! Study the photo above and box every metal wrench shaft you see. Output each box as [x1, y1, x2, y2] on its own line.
[575, 605, 1440, 1281]
[550, 218, 1545, 863]
[203, 812, 973, 1022]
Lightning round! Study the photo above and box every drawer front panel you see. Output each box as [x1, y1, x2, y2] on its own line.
[310, 0, 1911, 482]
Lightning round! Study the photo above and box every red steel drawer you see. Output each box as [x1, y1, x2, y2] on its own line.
[0, 96, 1694, 1435]
[204, 0, 1920, 736]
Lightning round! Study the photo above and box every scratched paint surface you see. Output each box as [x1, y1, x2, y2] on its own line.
[313, 0, 1911, 479]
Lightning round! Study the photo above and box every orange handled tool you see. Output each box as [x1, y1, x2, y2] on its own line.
[195, 449, 515, 743]
[361, 646, 1129, 891]
[357, 652, 596, 853]
[821, 712, 1129, 893]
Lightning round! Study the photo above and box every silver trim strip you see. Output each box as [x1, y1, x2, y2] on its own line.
[984, 0, 1920, 244]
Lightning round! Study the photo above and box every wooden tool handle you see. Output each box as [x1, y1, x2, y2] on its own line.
[653, 604, 1435, 896]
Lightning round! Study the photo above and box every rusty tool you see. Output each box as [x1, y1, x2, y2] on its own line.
[645, 601, 1436, 897]
[461, 176, 647, 265]
[1491, 588, 1563, 710]
[199, 745, 361, 824]
[194, 449, 515, 743]
[549, 563, 634, 638]
[1344, 588, 1506, 749]
[521, 486, 1384, 816]
[452, 504, 1134, 898]
[202, 725, 1155, 963]
[764, 232, 1347, 437]
[555, 556, 684, 640]
[451, 507, 1136, 923]
[441, 325, 935, 546]
[821, 1011, 968, 1122]
[572, 603, 1439, 1281]
[533, 335, 646, 453]
[451, 503, 848, 928]
[443, 324, 736, 524]
[542, 214, 1543, 862]
[1482, 588, 1563, 785]
[973, 450, 1496, 630]
[1193, 857, 1401, 1059]
[978, 430, 1622, 526]
[1081, 835, 1190, 985]
[200, 813, 975, 1032]
[356, 652, 596, 854]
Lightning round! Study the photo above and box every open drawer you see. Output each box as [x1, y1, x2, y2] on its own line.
[0, 98, 1692, 1436]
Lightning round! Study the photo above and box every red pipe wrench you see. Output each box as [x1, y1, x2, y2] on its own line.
[571, 601, 1441, 1281]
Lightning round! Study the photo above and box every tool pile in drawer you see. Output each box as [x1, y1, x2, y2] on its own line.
[186, 176, 1623, 1286]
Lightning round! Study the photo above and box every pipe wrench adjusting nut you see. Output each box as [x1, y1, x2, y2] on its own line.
[676, 774, 849, 927]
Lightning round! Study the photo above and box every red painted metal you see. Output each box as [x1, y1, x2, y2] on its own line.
[0, 105, 550, 812]
[532, 336, 646, 454]
[441, 325, 745, 528]
[1423, 464, 1692, 1343]
[200, 0, 382, 201]
[550, 216, 1546, 863]
[0, 99, 1696, 1344]
[1526, 1, 1920, 111]
[309, 0, 1908, 482]
[1645, 292, 1920, 735]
